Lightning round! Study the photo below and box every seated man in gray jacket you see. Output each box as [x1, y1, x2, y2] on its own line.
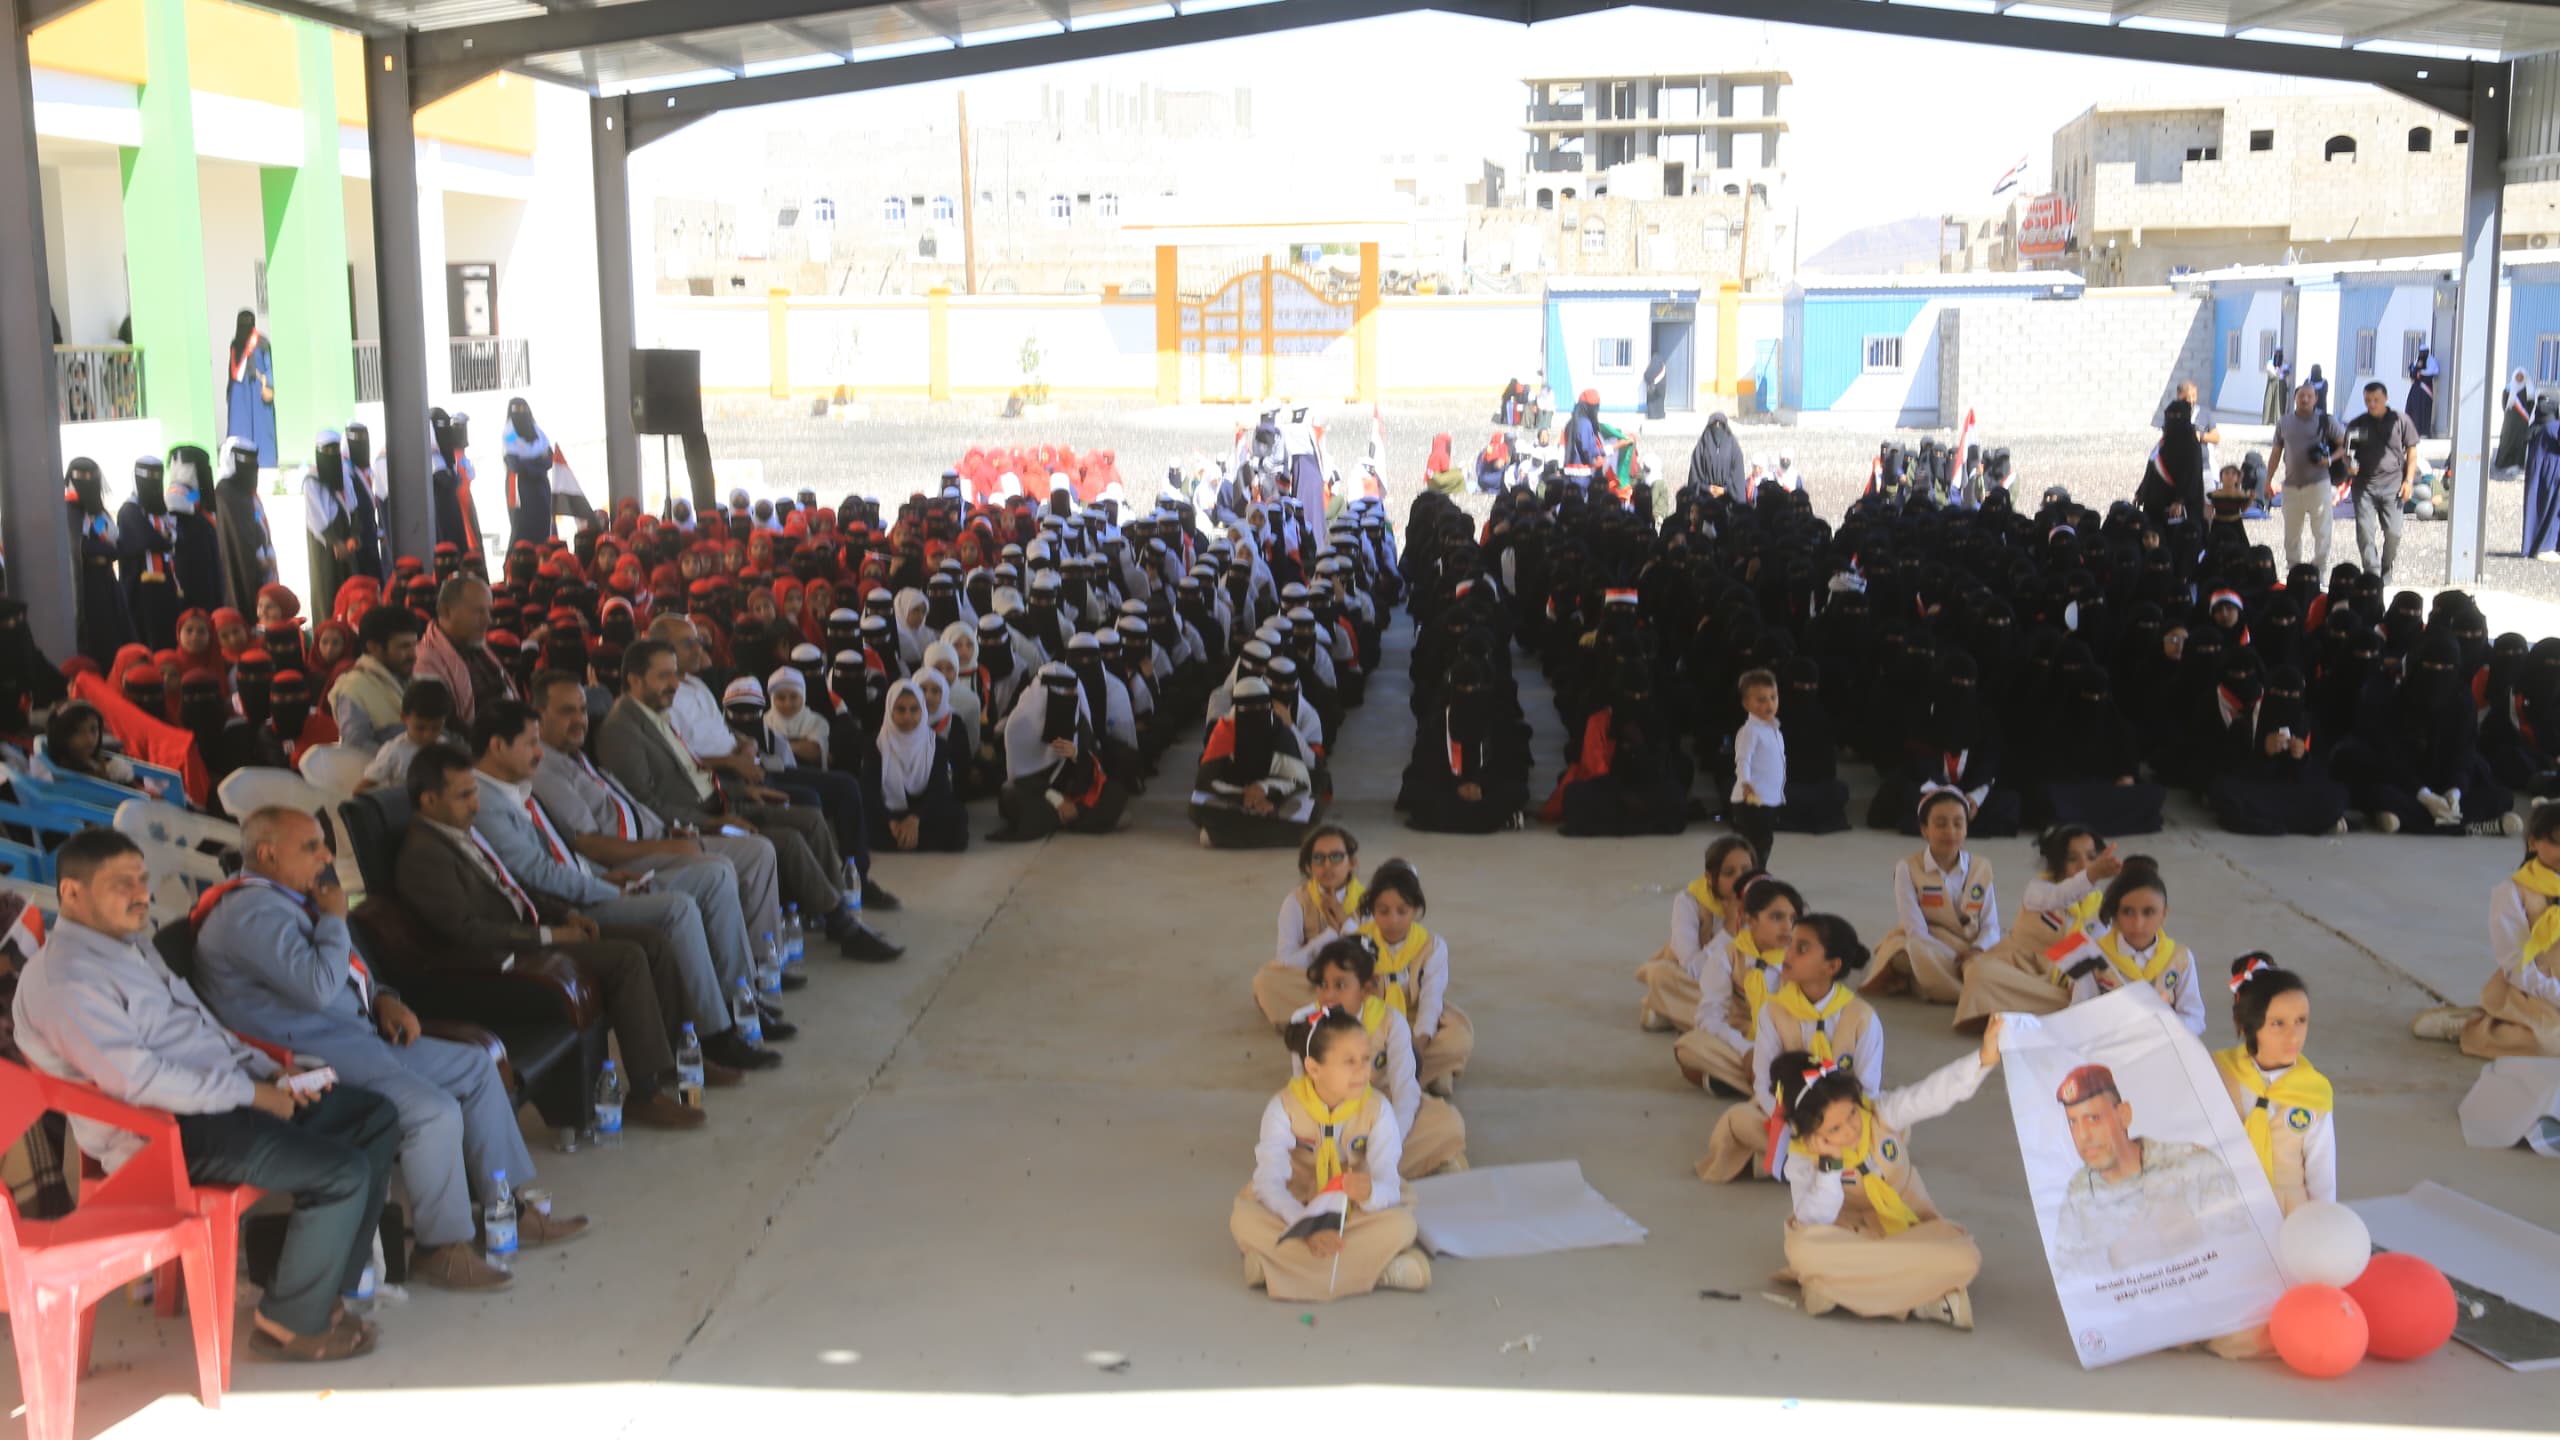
[467, 697, 784, 1070]
[192, 804, 588, 1291]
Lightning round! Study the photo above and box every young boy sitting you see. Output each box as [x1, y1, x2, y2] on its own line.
[358, 677, 459, 790]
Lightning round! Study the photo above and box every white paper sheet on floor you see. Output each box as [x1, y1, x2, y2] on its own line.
[1407, 1160, 1647, 1259]
[2457, 1057, 2560, 1155]
[2353, 1181, 2560, 1320]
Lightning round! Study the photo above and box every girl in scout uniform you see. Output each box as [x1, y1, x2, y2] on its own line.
[1256, 824, 1363, 1029]
[1954, 825, 2124, 1033]
[1699, 914, 1884, 1182]
[2421, 801, 2560, 1055]
[1866, 789, 2001, 1005]
[2208, 954, 2333, 1360]
[1230, 1006, 1431, 1302]
[1676, 875, 1803, 1095]
[1638, 835, 1760, 1033]
[2060, 863, 2205, 1035]
[1358, 860, 1473, 1095]
[1767, 1015, 2005, 1329]
[1302, 939, 1466, 1178]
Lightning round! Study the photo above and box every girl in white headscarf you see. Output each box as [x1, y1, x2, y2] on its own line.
[894, 587, 935, 671]
[924, 640, 982, 755]
[873, 678, 966, 852]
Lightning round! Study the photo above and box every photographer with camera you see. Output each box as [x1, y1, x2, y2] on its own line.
[2268, 381, 2347, 575]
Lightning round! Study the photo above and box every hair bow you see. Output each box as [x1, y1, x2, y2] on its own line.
[2228, 952, 2275, 994]
[1915, 780, 1978, 818]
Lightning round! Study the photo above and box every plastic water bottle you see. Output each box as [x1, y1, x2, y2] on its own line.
[484, 1170, 519, 1264]
[675, 1023, 705, 1108]
[731, 978, 764, 1048]
[592, 1060, 624, 1147]
[781, 906, 806, 969]
[756, 933, 784, 995]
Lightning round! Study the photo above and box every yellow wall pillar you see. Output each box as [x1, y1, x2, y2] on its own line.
[1154, 245, 1180, 404]
[1715, 281, 1741, 399]
[766, 288, 790, 399]
[927, 286, 951, 402]
[1354, 241, 1380, 403]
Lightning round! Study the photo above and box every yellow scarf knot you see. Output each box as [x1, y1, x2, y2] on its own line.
[1790, 1105, 1920, 1235]
[2513, 861, 2560, 972]
[1770, 981, 1852, 1063]
[1360, 920, 1433, 1020]
[1287, 1076, 1371, 1194]
[2214, 1046, 2333, 1182]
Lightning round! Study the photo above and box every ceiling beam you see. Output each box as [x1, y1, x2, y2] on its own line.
[893, 0, 959, 42]
[766, 17, 856, 59]
[1030, 0, 1073, 26]
[225, 0, 405, 37]
[412, 0, 897, 103]
[2108, 0, 2181, 23]
[648, 34, 747, 73]
[2342, 0, 2490, 47]
[2224, 0, 2342, 37]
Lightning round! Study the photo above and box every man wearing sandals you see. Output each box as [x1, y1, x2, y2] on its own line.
[12, 828, 399, 1361]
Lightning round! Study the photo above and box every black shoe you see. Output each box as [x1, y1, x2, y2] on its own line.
[837, 921, 904, 963]
[756, 1007, 800, 1042]
[704, 1031, 782, 1070]
[777, 970, 809, 992]
[860, 880, 901, 912]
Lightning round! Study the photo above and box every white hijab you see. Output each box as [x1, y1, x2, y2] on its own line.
[875, 678, 939, 809]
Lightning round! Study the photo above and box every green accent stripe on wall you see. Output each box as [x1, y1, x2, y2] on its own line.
[259, 17, 356, 463]
[118, 0, 215, 451]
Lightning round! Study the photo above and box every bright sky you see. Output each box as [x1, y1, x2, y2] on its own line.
[639, 7, 2371, 254]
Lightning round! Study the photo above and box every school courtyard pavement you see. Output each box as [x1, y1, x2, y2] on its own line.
[36, 609, 2560, 1440]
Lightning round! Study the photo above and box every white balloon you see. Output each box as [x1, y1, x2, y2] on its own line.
[2278, 1200, 2372, 1288]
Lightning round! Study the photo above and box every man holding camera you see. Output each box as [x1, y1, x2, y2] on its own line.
[2268, 381, 2347, 574]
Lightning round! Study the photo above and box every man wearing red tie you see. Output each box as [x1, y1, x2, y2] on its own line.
[392, 747, 707, 1132]
[192, 805, 601, 1292]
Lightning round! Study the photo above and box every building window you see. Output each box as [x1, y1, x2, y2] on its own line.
[2259, 330, 2278, 368]
[2250, 129, 2274, 152]
[1046, 194, 1072, 225]
[2226, 330, 2242, 369]
[2184, 146, 2219, 162]
[929, 195, 955, 221]
[1097, 192, 1119, 219]
[1580, 217, 1606, 255]
[1535, 187, 1554, 210]
[2355, 328, 2378, 373]
[882, 196, 907, 226]
[2403, 329, 2430, 371]
[1594, 338, 1633, 371]
[812, 197, 835, 223]
[2538, 334, 2560, 385]
[2325, 135, 2358, 163]
[1864, 335, 1904, 373]
[2409, 126, 2433, 153]
[2457, 129, 2472, 145]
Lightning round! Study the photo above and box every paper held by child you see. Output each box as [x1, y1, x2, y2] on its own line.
[1407, 1160, 1647, 1260]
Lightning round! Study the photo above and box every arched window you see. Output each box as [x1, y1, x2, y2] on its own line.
[812, 197, 835, 223]
[1535, 187, 1554, 210]
[2408, 126, 2433, 153]
[881, 195, 907, 225]
[1046, 194, 1072, 224]
[929, 195, 956, 221]
[2324, 135, 2358, 163]
[1096, 192, 1119, 220]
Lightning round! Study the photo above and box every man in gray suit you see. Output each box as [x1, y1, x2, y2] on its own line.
[467, 697, 782, 1072]
[596, 638, 899, 961]
[191, 805, 585, 1291]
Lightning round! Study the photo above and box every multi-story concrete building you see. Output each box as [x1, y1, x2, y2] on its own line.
[1518, 70, 1786, 194]
[2051, 91, 2560, 286]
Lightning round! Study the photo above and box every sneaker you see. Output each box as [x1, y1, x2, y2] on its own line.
[2468, 818, 2512, 838]
[704, 1030, 782, 1071]
[1640, 1003, 1676, 1033]
[518, 1205, 591, 1249]
[2417, 788, 2454, 826]
[2411, 1004, 2479, 1042]
[861, 879, 901, 912]
[1380, 1247, 1433, 1292]
[2505, 811, 2527, 837]
[2329, 817, 2350, 836]
[2538, 551, 2560, 563]
[757, 1012, 801, 1043]
[411, 1242, 512, 1291]
[1917, 1288, 1973, 1330]
[2374, 810, 2403, 834]
[1198, 828, 1214, 849]
[2448, 788, 2467, 820]
[1423, 1073, 1456, 1100]
[836, 920, 904, 963]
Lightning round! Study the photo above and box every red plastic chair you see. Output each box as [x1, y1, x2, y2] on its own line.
[0, 1060, 228, 1440]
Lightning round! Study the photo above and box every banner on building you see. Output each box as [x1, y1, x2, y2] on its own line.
[1998, 985, 2291, 1368]
[2019, 194, 2078, 259]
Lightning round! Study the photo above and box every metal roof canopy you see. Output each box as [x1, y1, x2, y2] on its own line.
[174, 0, 2560, 147]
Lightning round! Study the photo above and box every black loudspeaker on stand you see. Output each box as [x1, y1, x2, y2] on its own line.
[630, 348, 714, 515]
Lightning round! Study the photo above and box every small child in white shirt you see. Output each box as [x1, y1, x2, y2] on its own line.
[358, 677, 459, 791]
[1731, 668, 1786, 863]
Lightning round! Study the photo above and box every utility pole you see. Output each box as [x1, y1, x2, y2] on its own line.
[957, 90, 979, 295]
[1734, 180, 1754, 292]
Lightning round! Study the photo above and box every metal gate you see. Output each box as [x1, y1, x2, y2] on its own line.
[1178, 258, 1356, 403]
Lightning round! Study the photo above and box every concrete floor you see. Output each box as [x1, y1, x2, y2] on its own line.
[39, 606, 2560, 1440]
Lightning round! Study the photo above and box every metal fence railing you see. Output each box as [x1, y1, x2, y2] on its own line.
[56, 345, 144, 424]
[352, 341, 383, 404]
[449, 336, 532, 395]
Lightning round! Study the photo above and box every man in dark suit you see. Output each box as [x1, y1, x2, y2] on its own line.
[595, 639, 898, 961]
[393, 745, 713, 1126]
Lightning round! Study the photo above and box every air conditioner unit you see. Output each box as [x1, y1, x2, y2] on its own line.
[2533, 234, 2556, 250]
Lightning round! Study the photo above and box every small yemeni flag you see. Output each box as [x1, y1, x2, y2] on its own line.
[0, 895, 44, 973]
[1993, 155, 2028, 196]
[2044, 925, 2102, 975]
[1950, 408, 1977, 481]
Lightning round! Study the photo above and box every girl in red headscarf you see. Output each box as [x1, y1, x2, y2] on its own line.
[802, 577, 837, 646]
[309, 619, 358, 692]
[211, 608, 252, 664]
[746, 585, 780, 627]
[175, 608, 224, 678]
[774, 577, 807, 634]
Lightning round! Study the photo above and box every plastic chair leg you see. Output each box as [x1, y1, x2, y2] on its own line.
[176, 1235, 225, 1408]
[13, 1294, 87, 1440]
[152, 1258, 181, 1318]
[207, 1211, 242, 1390]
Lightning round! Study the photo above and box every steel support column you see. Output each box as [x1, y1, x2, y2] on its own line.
[364, 37, 435, 565]
[0, 21, 71, 656]
[590, 93, 640, 511]
[2448, 61, 2508, 585]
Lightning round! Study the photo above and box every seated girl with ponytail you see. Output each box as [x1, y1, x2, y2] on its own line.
[1675, 875, 1802, 1096]
[2055, 861, 2204, 1035]
[1954, 824, 2124, 1033]
[1229, 1005, 1432, 1302]
[1254, 823, 1362, 1030]
[1698, 913, 1882, 1183]
[1301, 939, 1467, 1178]
[1637, 835, 1759, 1034]
[1766, 1016, 2005, 1330]
[1358, 859, 1473, 1095]
[1865, 787, 2001, 1006]
[2207, 954, 2333, 1361]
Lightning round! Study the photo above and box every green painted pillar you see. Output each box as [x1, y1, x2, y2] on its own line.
[117, 0, 216, 451]
[259, 19, 355, 465]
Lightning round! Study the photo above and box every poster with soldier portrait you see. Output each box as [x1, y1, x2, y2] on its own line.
[1999, 984, 2291, 1367]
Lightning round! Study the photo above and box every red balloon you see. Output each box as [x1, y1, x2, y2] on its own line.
[2271, 1284, 2369, 1378]
[2346, 1253, 2459, 1361]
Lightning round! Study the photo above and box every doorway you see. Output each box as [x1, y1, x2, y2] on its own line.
[1650, 317, 1694, 413]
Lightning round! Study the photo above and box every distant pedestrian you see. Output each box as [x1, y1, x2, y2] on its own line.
[2343, 380, 2420, 586]
[2407, 345, 2440, 437]
[224, 309, 276, 469]
[2267, 383, 2345, 575]
[2523, 394, 2560, 562]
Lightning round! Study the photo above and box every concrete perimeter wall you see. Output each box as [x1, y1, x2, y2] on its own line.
[1940, 289, 2210, 432]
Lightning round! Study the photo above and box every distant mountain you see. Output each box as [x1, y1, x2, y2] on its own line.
[1802, 216, 1947, 277]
